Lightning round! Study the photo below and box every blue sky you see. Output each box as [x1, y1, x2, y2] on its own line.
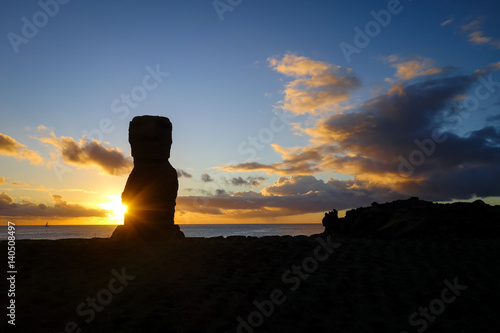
[1, 0, 499, 224]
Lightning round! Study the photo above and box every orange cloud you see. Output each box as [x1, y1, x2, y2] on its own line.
[268, 53, 330, 77]
[461, 17, 500, 49]
[221, 162, 285, 175]
[0, 132, 44, 165]
[267, 53, 360, 114]
[383, 55, 451, 80]
[219, 143, 331, 176]
[388, 83, 405, 96]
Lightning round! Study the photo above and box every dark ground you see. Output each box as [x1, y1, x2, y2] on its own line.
[4, 234, 500, 333]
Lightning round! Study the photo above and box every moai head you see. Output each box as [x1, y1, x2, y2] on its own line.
[129, 115, 173, 160]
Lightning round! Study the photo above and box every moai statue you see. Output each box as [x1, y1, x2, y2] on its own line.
[111, 115, 185, 240]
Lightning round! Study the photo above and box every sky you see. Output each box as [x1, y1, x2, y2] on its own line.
[1, 0, 499, 225]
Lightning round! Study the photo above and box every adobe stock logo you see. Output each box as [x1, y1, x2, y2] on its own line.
[52, 64, 169, 182]
[398, 74, 500, 177]
[51, 267, 135, 333]
[339, 0, 412, 64]
[229, 235, 340, 333]
[7, 0, 72, 54]
[236, 109, 295, 161]
[400, 277, 467, 333]
[213, 0, 243, 22]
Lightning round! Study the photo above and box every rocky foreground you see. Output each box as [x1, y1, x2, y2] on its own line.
[6, 198, 500, 332]
[8, 233, 500, 333]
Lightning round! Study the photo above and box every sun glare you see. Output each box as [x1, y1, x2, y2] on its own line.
[100, 195, 127, 223]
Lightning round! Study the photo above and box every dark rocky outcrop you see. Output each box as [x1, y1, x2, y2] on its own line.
[324, 197, 500, 238]
[322, 209, 342, 235]
[111, 115, 185, 240]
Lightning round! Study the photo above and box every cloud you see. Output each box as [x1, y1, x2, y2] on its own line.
[0, 192, 14, 205]
[262, 175, 329, 196]
[388, 83, 405, 96]
[441, 18, 454, 27]
[0, 192, 108, 217]
[215, 189, 227, 196]
[177, 175, 400, 218]
[220, 143, 329, 175]
[201, 173, 214, 182]
[36, 128, 132, 176]
[267, 53, 361, 114]
[222, 162, 279, 174]
[219, 56, 500, 205]
[383, 55, 453, 80]
[461, 17, 500, 49]
[487, 114, 500, 126]
[221, 156, 320, 176]
[177, 169, 193, 178]
[0, 132, 44, 165]
[0, 179, 94, 193]
[230, 176, 266, 187]
[307, 68, 500, 190]
[468, 31, 493, 45]
[472, 61, 500, 78]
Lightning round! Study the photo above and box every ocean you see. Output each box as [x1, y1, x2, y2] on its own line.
[1, 224, 325, 240]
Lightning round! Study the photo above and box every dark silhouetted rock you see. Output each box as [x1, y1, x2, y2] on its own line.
[322, 209, 338, 235]
[323, 197, 500, 239]
[111, 115, 185, 240]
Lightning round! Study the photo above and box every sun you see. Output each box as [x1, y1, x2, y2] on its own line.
[100, 195, 127, 223]
[111, 201, 127, 216]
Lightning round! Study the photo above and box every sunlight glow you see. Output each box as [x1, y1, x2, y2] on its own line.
[100, 195, 127, 223]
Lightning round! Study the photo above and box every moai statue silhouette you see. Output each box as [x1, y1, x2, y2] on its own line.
[112, 115, 184, 240]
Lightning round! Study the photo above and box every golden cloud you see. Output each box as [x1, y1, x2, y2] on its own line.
[383, 55, 450, 80]
[268, 53, 361, 114]
[0, 132, 44, 165]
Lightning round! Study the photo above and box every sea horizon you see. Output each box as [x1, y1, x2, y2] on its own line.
[1, 223, 325, 240]
[1, 222, 324, 226]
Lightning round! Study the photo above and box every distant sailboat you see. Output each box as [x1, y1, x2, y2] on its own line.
[45, 222, 49, 227]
